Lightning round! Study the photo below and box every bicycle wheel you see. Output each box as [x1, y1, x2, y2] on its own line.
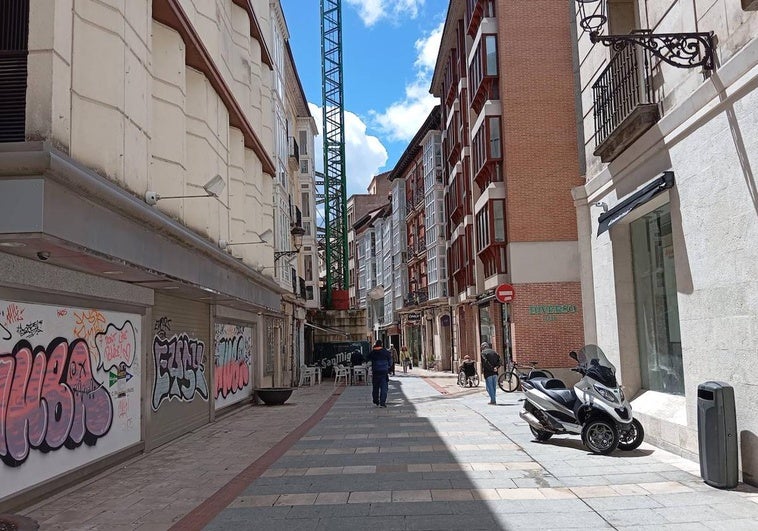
[498, 370, 520, 392]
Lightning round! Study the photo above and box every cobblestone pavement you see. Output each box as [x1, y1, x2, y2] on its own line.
[19, 368, 758, 530]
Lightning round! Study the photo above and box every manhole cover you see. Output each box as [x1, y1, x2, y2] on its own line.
[0, 515, 39, 531]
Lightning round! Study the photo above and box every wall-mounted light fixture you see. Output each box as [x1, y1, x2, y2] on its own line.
[145, 175, 225, 206]
[219, 229, 273, 251]
[576, 0, 715, 70]
[274, 225, 306, 263]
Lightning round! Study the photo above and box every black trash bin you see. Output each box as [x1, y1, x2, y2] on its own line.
[697, 381, 738, 489]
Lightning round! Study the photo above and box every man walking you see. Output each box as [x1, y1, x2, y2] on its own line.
[480, 341, 501, 405]
[369, 339, 393, 407]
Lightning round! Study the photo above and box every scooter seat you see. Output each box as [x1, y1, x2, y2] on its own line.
[530, 377, 577, 408]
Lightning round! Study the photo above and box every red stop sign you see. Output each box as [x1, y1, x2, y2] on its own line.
[495, 283, 515, 303]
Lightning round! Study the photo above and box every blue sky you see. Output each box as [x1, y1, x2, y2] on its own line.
[281, 0, 448, 196]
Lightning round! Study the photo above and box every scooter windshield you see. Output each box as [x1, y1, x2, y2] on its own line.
[576, 345, 618, 387]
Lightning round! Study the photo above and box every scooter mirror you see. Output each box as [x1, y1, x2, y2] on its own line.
[568, 351, 578, 361]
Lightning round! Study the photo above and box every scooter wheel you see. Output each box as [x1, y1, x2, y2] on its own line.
[581, 418, 619, 455]
[529, 426, 553, 442]
[617, 418, 644, 451]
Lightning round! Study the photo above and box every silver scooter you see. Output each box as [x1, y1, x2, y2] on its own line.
[519, 344, 644, 455]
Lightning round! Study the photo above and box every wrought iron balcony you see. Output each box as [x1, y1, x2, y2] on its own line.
[592, 42, 659, 162]
[404, 288, 429, 307]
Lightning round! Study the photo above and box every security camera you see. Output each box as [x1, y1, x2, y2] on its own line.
[595, 201, 609, 213]
[37, 251, 51, 261]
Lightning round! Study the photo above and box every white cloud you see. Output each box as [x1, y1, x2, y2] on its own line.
[309, 103, 388, 197]
[370, 22, 443, 142]
[346, 0, 425, 27]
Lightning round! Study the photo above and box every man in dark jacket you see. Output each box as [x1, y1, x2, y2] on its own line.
[480, 341, 501, 405]
[369, 340, 393, 407]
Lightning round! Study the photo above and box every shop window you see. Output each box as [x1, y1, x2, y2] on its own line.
[631, 204, 683, 395]
[478, 304, 494, 347]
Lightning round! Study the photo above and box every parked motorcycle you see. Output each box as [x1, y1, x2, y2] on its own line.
[518, 344, 644, 455]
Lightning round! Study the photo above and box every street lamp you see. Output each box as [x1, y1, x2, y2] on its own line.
[575, 0, 715, 70]
[274, 224, 306, 263]
[218, 229, 273, 251]
[145, 175, 226, 205]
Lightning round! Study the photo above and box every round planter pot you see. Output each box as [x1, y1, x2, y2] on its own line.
[255, 387, 294, 406]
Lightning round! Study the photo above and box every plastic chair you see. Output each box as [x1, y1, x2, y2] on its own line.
[334, 365, 349, 387]
[352, 365, 367, 385]
[299, 365, 313, 387]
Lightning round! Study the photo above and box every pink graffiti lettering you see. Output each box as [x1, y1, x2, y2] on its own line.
[57, 309, 68, 318]
[0, 338, 113, 467]
[117, 399, 129, 419]
[214, 335, 250, 399]
[4, 304, 24, 325]
[151, 334, 208, 410]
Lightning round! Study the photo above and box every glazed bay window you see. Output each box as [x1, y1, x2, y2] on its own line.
[466, 0, 496, 36]
[631, 204, 684, 396]
[472, 116, 503, 190]
[477, 199, 506, 278]
[469, 34, 499, 114]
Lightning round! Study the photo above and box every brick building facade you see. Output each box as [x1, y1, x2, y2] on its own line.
[430, 0, 584, 376]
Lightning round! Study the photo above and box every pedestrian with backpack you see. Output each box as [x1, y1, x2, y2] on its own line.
[480, 341, 501, 405]
[369, 340, 393, 407]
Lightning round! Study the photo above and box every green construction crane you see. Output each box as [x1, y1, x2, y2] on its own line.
[320, 0, 348, 308]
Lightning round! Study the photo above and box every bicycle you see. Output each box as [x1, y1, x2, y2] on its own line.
[498, 357, 554, 392]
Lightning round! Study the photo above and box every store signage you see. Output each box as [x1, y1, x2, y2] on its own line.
[529, 305, 577, 315]
[530, 304, 577, 321]
[407, 313, 421, 321]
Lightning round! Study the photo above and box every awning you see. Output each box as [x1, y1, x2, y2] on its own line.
[597, 172, 675, 236]
[304, 321, 350, 338]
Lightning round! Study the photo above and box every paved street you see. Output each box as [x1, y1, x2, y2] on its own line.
[20, 369, 758, 530]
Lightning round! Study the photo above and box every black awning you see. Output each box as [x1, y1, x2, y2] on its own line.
[597, 172, 675, 236]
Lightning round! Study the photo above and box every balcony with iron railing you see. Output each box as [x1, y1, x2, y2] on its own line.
[288, 136, 299, 163]
[414, 188, 424, 207]
[417, 237, 427, 254]
[592, 42, 659, 163]
[404, 287, 429, 307]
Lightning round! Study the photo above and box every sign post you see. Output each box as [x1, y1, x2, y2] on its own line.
[495, 283, 515, 304]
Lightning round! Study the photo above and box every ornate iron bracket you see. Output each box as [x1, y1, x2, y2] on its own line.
[274, 250, 300, 263]
[589, 30, 715, 70]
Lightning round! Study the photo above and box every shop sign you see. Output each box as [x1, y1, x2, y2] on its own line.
[529, 304, 578, 321]
[406, 312, 421, 322]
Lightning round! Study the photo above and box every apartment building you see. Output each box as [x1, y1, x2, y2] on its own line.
[430, 0, 584, 376]
[392, 107, 450, 370]
[270, 4, 317, 385]
[572, 0, 757, 483]
[0, 0, 307, 508]
[347, 172, 391, 309]
[355, 204, 390, 342]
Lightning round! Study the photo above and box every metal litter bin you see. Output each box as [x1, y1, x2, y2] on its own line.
[697, 381, 738, 489]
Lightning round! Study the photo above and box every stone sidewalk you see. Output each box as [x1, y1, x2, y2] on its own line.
[19, 369, 758, 530]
